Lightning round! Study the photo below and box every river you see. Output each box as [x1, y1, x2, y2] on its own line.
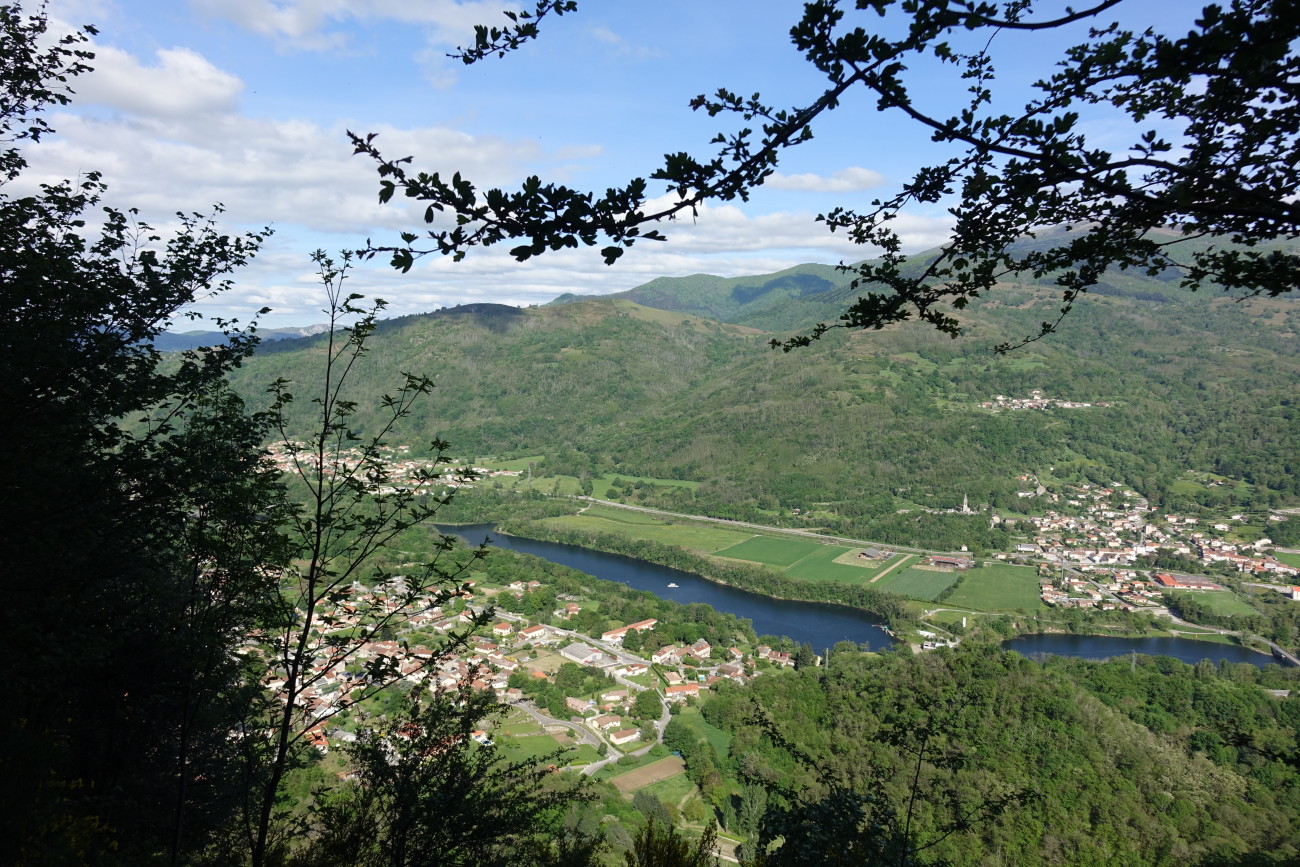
[439, 524, 895, 651]
[441, 524, 1281, 668]
[1003, 634, 1277, 668]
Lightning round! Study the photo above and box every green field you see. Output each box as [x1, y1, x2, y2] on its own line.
[500, 734, 571, 763]
[1275, 550, 1300, 569]
[673, 707, 733, 759]
[639, 772, 694, 805]
[543, 508, 749, 553]
[783, 546, 888, 583]
[713, 536, 894, 584]
[1171, 589, 1261, 617]
[942, 564, 1045, 612]
[715, 536, 825, 567]
[875, 566, 959, 601]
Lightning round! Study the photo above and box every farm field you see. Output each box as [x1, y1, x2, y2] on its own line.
[713, 536, 898, 584]
[784, 546, 889, 583]
[714, 536, 826, 567]
[543, 509, 749, 553]
[1275, 550, 1300, 569]
[875, 565, 959, 601]
[610, 756, 687, 793]
[943, 564, 1045, 612]
[1171, 589, 1260, 617]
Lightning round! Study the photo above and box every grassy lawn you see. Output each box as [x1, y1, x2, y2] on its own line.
[714, 536, 825, 567]
[499, 734, 570, 763]
[875, 566, 960, 601]
[1274, 550, 1300, 569]
[567, 744, 603, 765]
[1175, 630, 1237, 645]
[543, 511, 750, 553]
[1171, 590, 1260, 617]
[640, 772, 694, 805]
[592, 751, 664, 782]
[943, 564, 1045, 612]
[673, 707, 733, 759]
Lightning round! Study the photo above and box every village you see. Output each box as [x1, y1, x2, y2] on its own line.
[990, 479, 1300, 610]
[254, 567, 785, 767]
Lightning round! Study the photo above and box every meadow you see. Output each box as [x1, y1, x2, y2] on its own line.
[942, 563, 1045, 612]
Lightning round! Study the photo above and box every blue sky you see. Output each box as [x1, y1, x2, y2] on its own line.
[26, 0, 1195, 327]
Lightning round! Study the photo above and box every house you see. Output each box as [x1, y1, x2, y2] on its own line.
[609, 729, 640, 746]
[592, 714, 622, 730]
[565, 696, 596, 715]
[651, 645, 680, 665]
[518, 623, 557, 644]
[665, 683, 700, 702]
[491, 622, 513, 637]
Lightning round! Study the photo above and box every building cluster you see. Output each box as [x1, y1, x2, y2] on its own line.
[265, 443, 519, 493]
[1009, 483, 1297, 581]
[981, 390, 1110, 411]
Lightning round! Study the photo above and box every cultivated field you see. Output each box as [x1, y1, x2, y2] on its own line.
[611, 756, 687, 792]
[543, 508, 749, 553]
[942, 563, 1045, 612]
[875, 566, 959, 601]
[714, 535, 825, 567]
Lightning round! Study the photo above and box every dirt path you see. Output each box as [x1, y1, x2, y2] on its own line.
[870, 554, 911, 584]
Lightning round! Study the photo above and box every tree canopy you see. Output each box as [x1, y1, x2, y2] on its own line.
[352, 0, 1299, 351]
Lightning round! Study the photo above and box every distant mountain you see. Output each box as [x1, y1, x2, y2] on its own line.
[153, 323, 331, 352]
[549, 262, 854, 324]
[225, 260, 1298, 547]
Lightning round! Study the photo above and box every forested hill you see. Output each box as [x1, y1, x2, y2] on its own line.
[227, 263, 1298, 546]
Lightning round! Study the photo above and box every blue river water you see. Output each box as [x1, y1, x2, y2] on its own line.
[439, 524, 895, 651]
[440, 524, 1280, 667]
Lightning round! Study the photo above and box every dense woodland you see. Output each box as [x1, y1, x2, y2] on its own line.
[692, 645, 1300, 866]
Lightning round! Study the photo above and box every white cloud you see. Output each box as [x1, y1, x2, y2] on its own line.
[19, 109, 546, 236]
[192, 0, 515, 51]
[765, 167, 886, 192]
[73, 44, 243, 118]
[218, 201, 953, 327]
[588, 25, 661, 60]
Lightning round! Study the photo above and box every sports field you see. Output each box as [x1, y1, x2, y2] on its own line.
[942, 563, 1045, 612]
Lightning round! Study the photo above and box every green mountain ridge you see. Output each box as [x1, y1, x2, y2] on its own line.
[227, 258, 1298, 547]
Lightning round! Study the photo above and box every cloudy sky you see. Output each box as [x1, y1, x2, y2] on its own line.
[23, 0, 1191, 327]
